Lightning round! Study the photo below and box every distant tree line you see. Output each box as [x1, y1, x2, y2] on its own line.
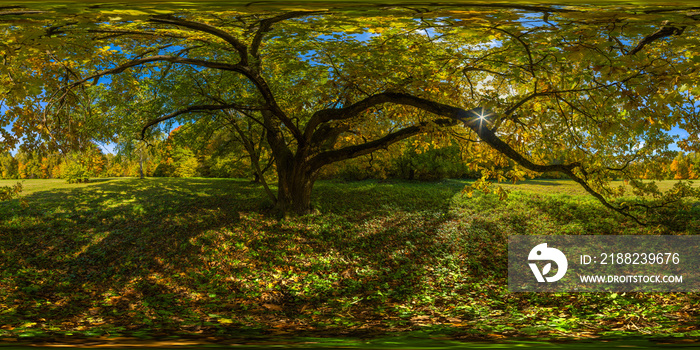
[639, 151, 700, 180]
[2, 125, 698, 182]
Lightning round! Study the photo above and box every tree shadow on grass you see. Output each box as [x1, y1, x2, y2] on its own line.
[0, 178, 501, 340]
[313, 179, 467, 214]
[0, 178, 267, 335]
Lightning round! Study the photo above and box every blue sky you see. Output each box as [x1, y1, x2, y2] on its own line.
[669, 126, 690, 149]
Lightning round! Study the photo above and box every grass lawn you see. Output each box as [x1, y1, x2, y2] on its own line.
[0, 177, 699, 347]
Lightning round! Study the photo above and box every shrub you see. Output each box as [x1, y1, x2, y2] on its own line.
[392, 144, 472, 181]
[336, 163, 375, 181]
[174, 155, 200, 178]
[153, 163, 176, 177]
[62, 160, 91, 183]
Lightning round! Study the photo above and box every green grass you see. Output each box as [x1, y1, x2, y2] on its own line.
[0, 177, 699, 346]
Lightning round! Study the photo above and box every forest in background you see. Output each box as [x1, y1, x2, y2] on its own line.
[1, 124, 698, 183]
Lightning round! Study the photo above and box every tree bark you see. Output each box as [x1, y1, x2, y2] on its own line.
[274, 155, 316, 215]
[139, 145, 144, 179]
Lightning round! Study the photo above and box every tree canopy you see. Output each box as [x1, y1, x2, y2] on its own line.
[2, 2, 700, 220]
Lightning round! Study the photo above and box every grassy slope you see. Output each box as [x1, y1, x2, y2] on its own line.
[0, 177, 699, 342]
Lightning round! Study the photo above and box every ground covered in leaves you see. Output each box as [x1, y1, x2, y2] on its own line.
[0, 178, 699, 345]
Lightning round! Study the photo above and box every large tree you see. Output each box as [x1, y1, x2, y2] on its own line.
[2, 4, 700, 219]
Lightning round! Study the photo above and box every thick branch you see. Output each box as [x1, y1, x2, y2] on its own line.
[309, 119, 458, 169]
[308, 92, 585, 176]
[150, 15, 249, 64]
[628, 25, 685, 55]
[305, 92, 463, 141]
[68, 55, 245, 88]
[503, 92, 548, 116]
[250, 11, 322, 59]
[308, 92, 580, 173]
[307, 94, 395, 140]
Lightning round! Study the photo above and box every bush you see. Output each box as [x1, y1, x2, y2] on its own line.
[392, 144, 472, 181]
[204, 156, 249, 178]
[153, 163, 176, 177]
[174, 155, 200, 178]
[62, 161, 91, 183]
[336, 163, 375, 181]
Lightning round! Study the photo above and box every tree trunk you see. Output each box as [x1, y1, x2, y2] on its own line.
[263, 109, 319, 215]
[274, 156, 316, 215]
[139, 148, 144, 179]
